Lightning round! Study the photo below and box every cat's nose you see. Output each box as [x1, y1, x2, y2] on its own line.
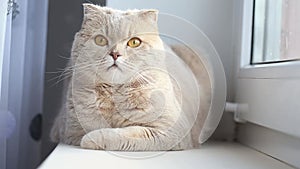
[109, 51, 122, 61]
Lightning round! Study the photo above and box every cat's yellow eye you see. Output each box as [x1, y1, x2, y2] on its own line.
[127, 37, 142, 48]
[94, 35, 108, 46]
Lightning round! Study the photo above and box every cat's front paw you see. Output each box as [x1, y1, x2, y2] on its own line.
[80, 132, 104, 150]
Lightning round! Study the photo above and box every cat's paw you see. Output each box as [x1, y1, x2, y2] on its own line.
[80, 132, 104, 150]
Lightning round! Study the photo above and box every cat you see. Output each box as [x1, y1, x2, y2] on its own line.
[50, 3, 211, 151]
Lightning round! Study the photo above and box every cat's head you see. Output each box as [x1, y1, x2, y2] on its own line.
[71, 4, 165, 84]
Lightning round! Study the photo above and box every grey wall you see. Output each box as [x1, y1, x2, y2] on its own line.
[42, 0, 105, 160]
[107, 0, 236, 141]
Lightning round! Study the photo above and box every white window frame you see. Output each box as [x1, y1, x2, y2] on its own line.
[239, 0, 300, 79]
[236, 0, 300, 167]
[237, 0, 300, 136]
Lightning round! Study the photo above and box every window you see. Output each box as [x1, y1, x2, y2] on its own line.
[252, 0, 300, 64]
[235, 0, 300, 167]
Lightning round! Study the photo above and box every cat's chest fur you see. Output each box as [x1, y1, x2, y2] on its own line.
[94, 81, 155, 127]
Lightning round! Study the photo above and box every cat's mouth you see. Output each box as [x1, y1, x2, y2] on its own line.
[107, 63, 122, 71]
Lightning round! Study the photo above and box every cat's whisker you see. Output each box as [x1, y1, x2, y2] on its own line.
[49, 74, 72, 87]
[122, 60, 135, 67]
[49, 67, 74, 83]
[137, 72, 154, 85]
[57, 54, 71, 60]
[68, 63, 93, 70]
[55, 66, 75, 82]
[119, 61, 136, 71]
[47, 69, 72, 82]
[47, 72, 71, 82]
[69, 61, 102, 73]
[97, 61, 109, 67]
[46, 66, 74, 75]
[49, 60, 103, 86]
[48, 72, 73, 87]
[47, 56, 72, 85]
[46, 70, 66, 74]
[71, 61, 108, 78]
[122, 64, 135, 70]
[95, 63, 109, 71]
[66, 59, 103, 69]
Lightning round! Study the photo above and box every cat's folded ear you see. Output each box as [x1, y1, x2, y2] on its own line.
[139, 9, 159, 23]
[83, 3, 99, 15]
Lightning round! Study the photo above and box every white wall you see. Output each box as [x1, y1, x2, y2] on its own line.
[107, 0, 236, 140]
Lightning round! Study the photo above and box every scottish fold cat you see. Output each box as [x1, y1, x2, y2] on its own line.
[50, 4, 211, 151]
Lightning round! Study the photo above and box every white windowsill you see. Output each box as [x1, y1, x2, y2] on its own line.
[39, 141, 294, 169]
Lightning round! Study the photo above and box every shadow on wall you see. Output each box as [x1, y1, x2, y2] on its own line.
[42, 0, 106, 160]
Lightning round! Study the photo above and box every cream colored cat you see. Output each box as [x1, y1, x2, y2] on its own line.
[50, 4, 211, 151]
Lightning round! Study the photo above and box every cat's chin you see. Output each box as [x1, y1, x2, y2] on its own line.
[100, 78, 131, 85]
[99, 70, 133, 85]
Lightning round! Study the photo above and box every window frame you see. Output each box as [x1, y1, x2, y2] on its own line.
[237, 0, 300, 138]
[235, 1, 300, 167]
[239, 0, 300, 79]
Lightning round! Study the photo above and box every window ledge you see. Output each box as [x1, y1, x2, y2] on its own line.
[39, 141, 293, 169]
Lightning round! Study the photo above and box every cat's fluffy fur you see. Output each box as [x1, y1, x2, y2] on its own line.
[50, 4, 211, 151]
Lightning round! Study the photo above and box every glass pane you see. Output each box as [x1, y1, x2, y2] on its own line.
[252, 0, 300, 64]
